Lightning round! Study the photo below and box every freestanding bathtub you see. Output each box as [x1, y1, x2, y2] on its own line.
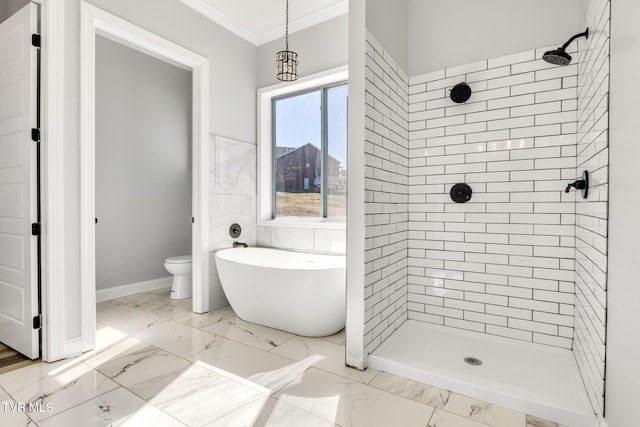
[215, 247, 346, 337]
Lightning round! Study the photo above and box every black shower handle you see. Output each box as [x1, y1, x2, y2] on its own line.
[564, 171, 589, 199]
[565, 180, 586, 193]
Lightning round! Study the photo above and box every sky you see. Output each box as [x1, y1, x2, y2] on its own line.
[274, 84, 348, 167]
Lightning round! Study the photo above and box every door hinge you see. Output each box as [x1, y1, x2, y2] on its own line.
[31, 128, 40, 142]
[33, 314, 42, 330]
[31, 223, 41, 236]
[31, 34, 41, 48]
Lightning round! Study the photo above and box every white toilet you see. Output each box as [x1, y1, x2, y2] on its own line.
[164, 255, 192, 299]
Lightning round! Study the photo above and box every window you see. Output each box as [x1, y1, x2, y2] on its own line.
[272, 82, 347, 219]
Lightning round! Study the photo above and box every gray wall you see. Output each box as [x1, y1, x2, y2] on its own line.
[407, 0, 586, 75]
[606, 0, 640, 425]
[366, 0, 408, 71]
[0, 0, 28, 23]
[257, 14, 348, 88]
[95, 36, 191, 290]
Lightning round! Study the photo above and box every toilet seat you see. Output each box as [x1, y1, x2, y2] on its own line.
[165, 255, 191, 264]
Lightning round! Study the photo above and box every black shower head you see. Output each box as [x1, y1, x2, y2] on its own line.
[542, 48, 572, 66]
[542, 28, 589, 66]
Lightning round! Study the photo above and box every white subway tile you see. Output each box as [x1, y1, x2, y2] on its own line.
[486, 264, 532, 278]
[511, 59, 557, 75]
[465, 311, 507, 326]
[488, 50, 535, 68]
[467, 66, 511, 83]
[508, 318, 557, 335]
[470, 87, 511, 102]
[486, 224, 534, 235]
[487, 324, 532, 342]
[445, 122, 487, 136]
[487, 159, 534, 172]
[466, 151, 509, 163]
[488, 94, 535, 110]
[465, 292, 508, 306]
[511, 124, 562, 139]
[511, 79, 562, 96]
[533, 311, 573, 327]
[486, 285, 532, 299]
[533, 289, 575, 304]
[509, 276, 558, 291]
[535, 64, 577, 81]
[510, 213, 561, 225]
[487, 116, 535, 131]
[535, 111, 577, 126]
[426, 115, 465, 129]
[445, 101, 488, 117]
[466, 129, 511, 143]
[466, 252, 508, 265]
[488, 72, 535, 90]
[466, 109, 510, 123]
[510, 255, 560, 269]
[536, 87, 577, 103]
[445, 60, 487, 78]
[428, 75, 465, 91]
[466, 233, 509, 244]
[511, 102, 562, 117]
[410, 69, 445, 85]
[445, 318, 486, 333]
[533, 333, 572, 349]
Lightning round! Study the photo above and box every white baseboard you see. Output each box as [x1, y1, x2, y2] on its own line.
[96, 277, 172, 302]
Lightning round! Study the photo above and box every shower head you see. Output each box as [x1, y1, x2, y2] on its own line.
[542, 48, 572, 66]
[542, 28, 589, 66]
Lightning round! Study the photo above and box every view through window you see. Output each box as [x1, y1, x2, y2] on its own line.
[273, 83, 347, 219]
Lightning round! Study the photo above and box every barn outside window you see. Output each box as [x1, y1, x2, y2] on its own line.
[271, 82, 347, 219]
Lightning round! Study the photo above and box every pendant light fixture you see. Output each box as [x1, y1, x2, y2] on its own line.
[276, 0, 298, 81]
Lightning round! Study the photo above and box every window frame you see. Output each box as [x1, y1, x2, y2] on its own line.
[271, 81, 347, 219]
[257, 66, 348, 229]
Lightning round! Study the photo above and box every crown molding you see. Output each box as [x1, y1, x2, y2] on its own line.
[179, 0, 348, 46]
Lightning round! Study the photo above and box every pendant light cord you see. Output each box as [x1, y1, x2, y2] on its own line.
[285, 0, 289, 50]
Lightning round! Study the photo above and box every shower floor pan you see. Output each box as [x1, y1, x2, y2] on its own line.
[368, 320, 595, 427]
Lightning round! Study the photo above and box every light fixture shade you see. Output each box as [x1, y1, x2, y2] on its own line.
[276, 50, 298, 81]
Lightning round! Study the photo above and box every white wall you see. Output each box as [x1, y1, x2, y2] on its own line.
[407, 0, 586, 76]
[53, 0, 257, 355]
[257, 14, 348, 88]
[605, 0, 640, 425]
[366, 0, 408, 72]
[95, 36, 192, 290]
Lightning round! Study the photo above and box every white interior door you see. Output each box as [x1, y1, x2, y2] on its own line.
[0, 3, 39, 359]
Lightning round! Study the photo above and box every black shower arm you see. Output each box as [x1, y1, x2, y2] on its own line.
[560, 28, 589, 50]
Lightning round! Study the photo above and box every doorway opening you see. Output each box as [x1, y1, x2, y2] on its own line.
[80, 4, 210, 352]
[94, 35, 193, 303]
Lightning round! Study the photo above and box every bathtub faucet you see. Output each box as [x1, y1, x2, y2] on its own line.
[233, 241, 248, 248]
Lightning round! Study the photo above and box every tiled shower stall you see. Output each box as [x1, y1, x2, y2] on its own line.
[359, 0, 610, 422]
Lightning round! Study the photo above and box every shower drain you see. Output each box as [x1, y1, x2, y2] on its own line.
[463, 356, 483, 366]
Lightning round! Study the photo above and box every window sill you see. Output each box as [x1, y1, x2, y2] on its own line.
[258, 218, 346, 230]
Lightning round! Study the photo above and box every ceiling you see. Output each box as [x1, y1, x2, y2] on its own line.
[178, 0, 348, 46]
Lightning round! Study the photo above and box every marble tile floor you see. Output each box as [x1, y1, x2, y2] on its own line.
[0, 289, 562, 427]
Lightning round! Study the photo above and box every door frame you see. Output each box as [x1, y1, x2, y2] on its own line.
[79, 4, 210, 351]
